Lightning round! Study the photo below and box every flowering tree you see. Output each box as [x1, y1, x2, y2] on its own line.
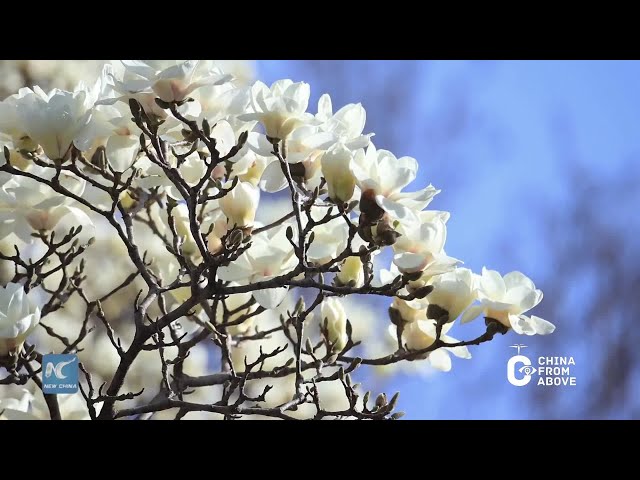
[0, 60, 554, 420]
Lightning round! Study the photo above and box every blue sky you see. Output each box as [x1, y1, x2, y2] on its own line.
[257, 60, 640, 419]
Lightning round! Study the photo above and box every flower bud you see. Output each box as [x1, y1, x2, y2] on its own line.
[375, 393, 387, 408]
[172, 204, 199, 257]
[321, 143, 356, 203]
[0, 283, 41, 357]
[335, 256, 364, 288]
[219, 180, 260, 228]
[206, 228, 225, 255]
[320, 297, 349, 352]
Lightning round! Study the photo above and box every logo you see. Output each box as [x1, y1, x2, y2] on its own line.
[507, 344, 535, 386]
[42, 354, 79, 394]
[507, 345, 576, 387]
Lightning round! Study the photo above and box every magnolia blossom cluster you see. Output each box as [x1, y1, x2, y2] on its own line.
[0, 60, 554, 420]
[0, 60, 256, 101]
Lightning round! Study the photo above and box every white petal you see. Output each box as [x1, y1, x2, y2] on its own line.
[6, 285, 26, 321]
[217, 255, 254, 282]
[509, 314, 532, 335]
[378, 153, 417, 194]
[258, 161, 288, 193]
[460, 304, 483, 324]
[446, 345, 472, 359]
[121, 60, 156, 78]
[480, 267, 506, 299]
[253, 287, 288, 309]
[317, 93, 333, 121]
[531, 315, 556, 335]
[428, 349, 452, 372]
[246, 132, 274, 157]
[210, 121, 237, 158]
[106, 135, 139, 172]
[377, 196, 419, 223]
[442, 336, 472, 359]
[393, 252, 427, 273]
[394, 185, 440, 211]
[503, 271, 535, 290]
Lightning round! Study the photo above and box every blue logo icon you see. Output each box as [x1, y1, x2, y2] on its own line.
[42, 354, 79, 394]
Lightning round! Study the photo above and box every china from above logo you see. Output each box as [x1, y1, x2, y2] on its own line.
[507, 344, 576, 387]
[42, 354, 79, 394]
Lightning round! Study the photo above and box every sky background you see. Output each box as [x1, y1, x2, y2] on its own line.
[256, 60, 640, 419]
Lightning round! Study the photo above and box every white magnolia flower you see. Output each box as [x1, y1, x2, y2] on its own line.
[321, 143, 356, 203]
[306, 215, 349, 266]
[316, 94, 372, 149]
[427, 268, 477, 321]
[253, 96, 371, 194]
[114, 60, 232, 104]
[0, 282, 41, 356]
[254, 125, 332, 193]
[352, 143, 439, 221]
[194, 81, 251, 121]
[320, 297, 349, 352]
[0, 85, 95, 160]
[0, 88, 41, 152]
[75, 99, 141, 172]
[229, 147, 269, 187]
[217, 225, 297, 309]
[391, 320, 471, 372]
[170, 204, 200, 258]
[139, 201, 203, 259]
[205, 209, 229, 255]
[461, 267, 555, 335]
[95, 61, 203, 125]
[0, 171, 93, 244]
[239, 79, 314, 141]
[392, 212, 461, 275]
[219, 180, 260, 228]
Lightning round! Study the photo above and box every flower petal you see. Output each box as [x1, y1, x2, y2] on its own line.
[253, 287, 288, 309]
[460, 304, 483, 324]
[428, 349, 452, 372]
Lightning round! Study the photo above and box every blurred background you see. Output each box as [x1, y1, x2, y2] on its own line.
[257, 60, 640, 419]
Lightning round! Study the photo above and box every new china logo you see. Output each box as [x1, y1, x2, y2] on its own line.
[42, 354, 79, 394]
